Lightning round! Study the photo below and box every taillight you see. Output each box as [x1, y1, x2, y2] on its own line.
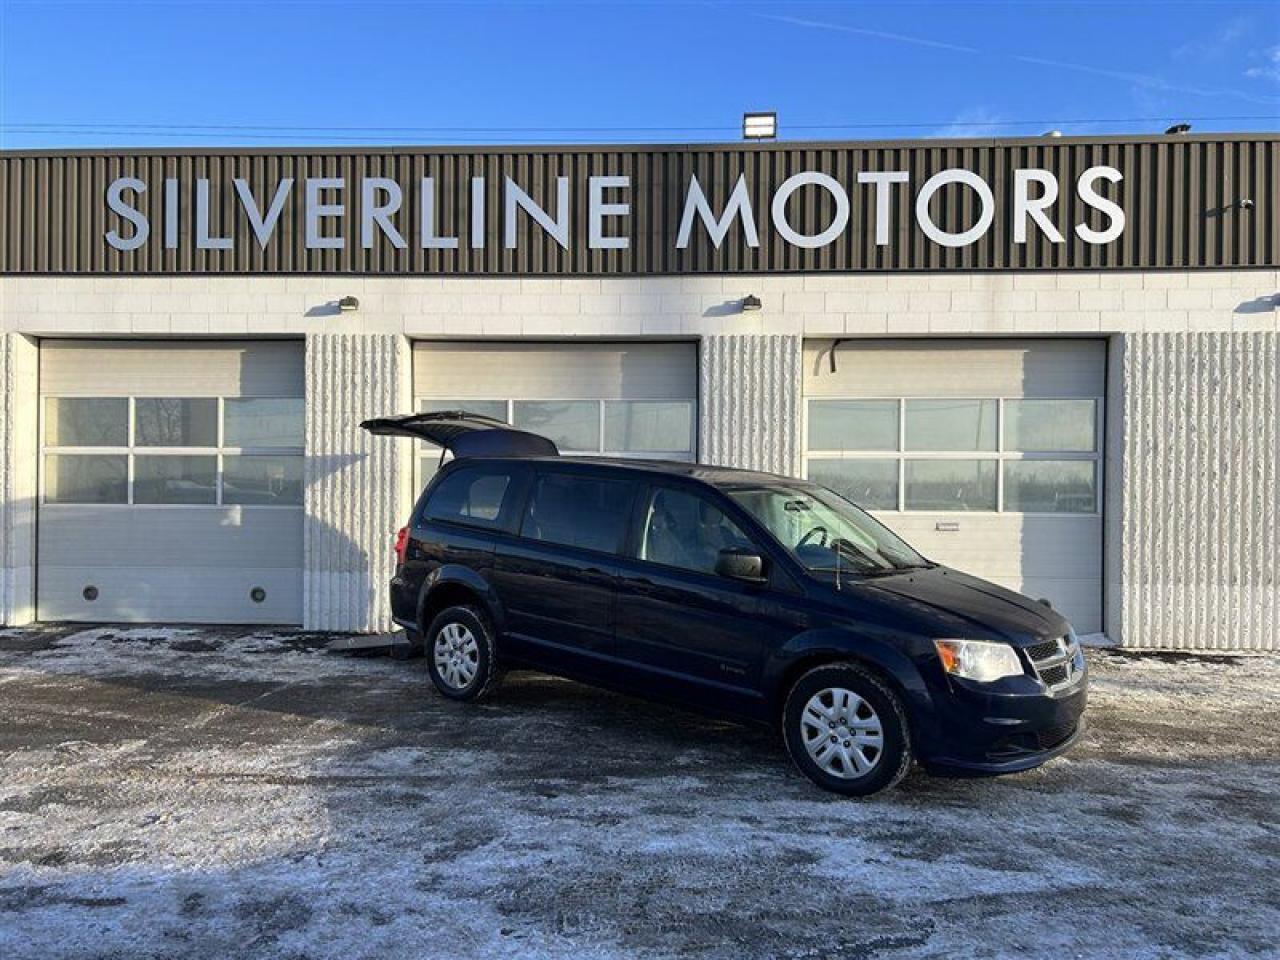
[394, 526, 409, 566]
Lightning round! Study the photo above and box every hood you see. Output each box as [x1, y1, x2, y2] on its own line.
[831, 565, 1071, 644]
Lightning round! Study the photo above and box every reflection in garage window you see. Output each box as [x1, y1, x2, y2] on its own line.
[135, 398, 218, 447]
[904, 460, 999, 512]
[43, 455, 128, 504]
[1004, 460, 1097, 513]
[512, 400, 600, 452]
[805, 396, 1100, 515]
[224, 398, 304, 448]
[134, 455, 218, 504]
[44, 398, 128, 447]
[603, 401, 694, 456]
[807, 458, 898, 511]
[223, 456, 304, 506]
[42, 395, 304, 508]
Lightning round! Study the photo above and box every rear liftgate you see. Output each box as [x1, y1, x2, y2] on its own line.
[326, 411, 559, 655]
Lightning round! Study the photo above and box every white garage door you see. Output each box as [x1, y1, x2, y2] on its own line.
[412, 341, 698, 479]
[38, 340, 305, 624]
[803, 339, 1105, 634]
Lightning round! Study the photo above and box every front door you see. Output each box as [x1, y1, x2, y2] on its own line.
[491, 469, 638, 675]
[612, 483, 781, 715]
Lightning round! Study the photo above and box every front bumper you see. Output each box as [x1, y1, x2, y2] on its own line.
[913, 668, 1088, 776]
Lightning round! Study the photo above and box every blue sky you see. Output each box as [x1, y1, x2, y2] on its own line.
[1, 0, 1277, 148]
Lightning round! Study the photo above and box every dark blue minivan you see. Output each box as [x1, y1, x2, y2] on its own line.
[365, 412, 1087, 796]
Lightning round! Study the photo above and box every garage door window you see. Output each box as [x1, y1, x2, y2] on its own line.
[42, 397, 303, 507]
[415, 397, 696, 483]
[805, 398, 1099, 515]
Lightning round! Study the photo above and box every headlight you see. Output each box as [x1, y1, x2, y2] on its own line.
[934, 639, 1024, 683]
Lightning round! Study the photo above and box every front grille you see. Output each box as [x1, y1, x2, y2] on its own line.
[1024, 639, 1061, 661]
[1037, 722, 1078, 750]
[1039, 664, 1069, 686]
[1026, 635, 1083, 692]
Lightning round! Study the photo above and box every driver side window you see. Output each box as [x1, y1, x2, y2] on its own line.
[638, 487, 753, 576]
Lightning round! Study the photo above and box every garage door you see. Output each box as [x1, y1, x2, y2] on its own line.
[38, 340, 304, 624]
[412, 341, 697, 479]
[803, 339, 1105, 634]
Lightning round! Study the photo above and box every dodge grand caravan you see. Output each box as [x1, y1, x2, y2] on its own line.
[364, 411, 1087, 796]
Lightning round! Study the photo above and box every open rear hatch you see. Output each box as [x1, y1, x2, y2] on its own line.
[360, 410, 559, 459]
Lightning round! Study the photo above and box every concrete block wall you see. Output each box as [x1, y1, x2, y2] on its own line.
[0, 333, 38, 625]
[303, 333, 412, 633]
[2, 270, 1276, 340]
[1111, 332, 1278, 651]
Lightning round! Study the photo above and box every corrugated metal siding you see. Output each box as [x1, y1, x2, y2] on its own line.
[1120, 332, 1279, 650]
[303, 333, 409, 632]
[700, 335, 801, 475]
[2, 136, 1275, 274]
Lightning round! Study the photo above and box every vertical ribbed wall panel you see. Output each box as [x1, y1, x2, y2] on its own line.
[0, 333, 37, 626]
[1120, 332, 1278, 650]
[700, 335, 801, 476]
[0, 334, 13, 622]
[303, 333, 409, 632]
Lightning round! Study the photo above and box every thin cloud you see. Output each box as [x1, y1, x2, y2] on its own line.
[751, 13, 981, 55]
[1244, 45, 1280, 83]
[755, 11, 1280, 107]
[1174, 16, 1251, 61]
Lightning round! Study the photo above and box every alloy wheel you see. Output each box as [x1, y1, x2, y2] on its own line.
[433, 622, 480, 691]
[799, 687, 885, 779]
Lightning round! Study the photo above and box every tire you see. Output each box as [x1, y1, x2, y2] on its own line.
[782, 663, 912, 797]
[424, 605, 501, 702]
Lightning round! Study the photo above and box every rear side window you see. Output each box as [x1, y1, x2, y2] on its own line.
[522, 472, 634, 554]
[424, 466, 514, 528]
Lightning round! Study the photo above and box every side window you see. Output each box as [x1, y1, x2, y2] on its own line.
[638, 486, 753, 575]
[521, 473, 633, 554]
[424, 466, 514, 528]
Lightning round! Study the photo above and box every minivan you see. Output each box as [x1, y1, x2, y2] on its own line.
[365, 411, 1087, 796]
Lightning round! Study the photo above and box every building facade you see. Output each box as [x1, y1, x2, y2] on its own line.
[0, 134, 1276, 649]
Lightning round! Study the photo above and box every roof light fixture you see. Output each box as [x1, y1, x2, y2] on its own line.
[1165, 123, 1192, 135]
[743, 112, 777, 141]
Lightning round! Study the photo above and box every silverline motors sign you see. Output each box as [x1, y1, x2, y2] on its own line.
[104, 165, 1125, 254]
[4, 138, 1274, 273]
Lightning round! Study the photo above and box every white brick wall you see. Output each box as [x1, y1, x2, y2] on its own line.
[4, 270, 1275, 340]
[0, 333, 38, 626]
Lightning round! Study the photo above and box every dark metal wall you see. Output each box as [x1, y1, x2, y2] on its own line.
[2, 135, 1276, 274]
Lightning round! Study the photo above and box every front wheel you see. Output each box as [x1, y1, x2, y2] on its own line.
[782, 663, 912, 797]
[425, 605, 500, 702]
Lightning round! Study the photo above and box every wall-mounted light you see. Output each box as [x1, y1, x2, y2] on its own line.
[1165, 123, 1192, 135]
[1237, 198, 1255, 211]
[742, 112, 777, 141]
[741, 294, 762, 311]
[338, 295, 360, 311]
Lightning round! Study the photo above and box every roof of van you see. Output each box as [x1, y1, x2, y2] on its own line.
[454, 455, 806, 488]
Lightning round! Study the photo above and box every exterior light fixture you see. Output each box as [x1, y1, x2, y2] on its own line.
[1237, 198, 1255, 211]
[1043, 130, 1063, 138]
[1165, 123, 1192, 135]
[338, 296, 360, 311]
[742, 112, 777, 141]
[741, 294, 762, 311]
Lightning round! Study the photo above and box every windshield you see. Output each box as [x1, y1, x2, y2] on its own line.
[727, 483, 929, 574]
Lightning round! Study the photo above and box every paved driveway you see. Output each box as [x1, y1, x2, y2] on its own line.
[1, 625, 1277, 959]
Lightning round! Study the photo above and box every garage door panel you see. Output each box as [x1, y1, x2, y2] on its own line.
[38, 340, 305, 624]
[883, 516, 1101, 576]
[39, 507, 302, 568]
[414, 342, 696, 400]
[805, 338, 1105, 636]
[40, 340, 304, 397]
[38, 567, 302, 624]
[804, 339, 1106, 398]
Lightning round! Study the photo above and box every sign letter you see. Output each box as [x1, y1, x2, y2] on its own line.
[105, 177, 149, 251]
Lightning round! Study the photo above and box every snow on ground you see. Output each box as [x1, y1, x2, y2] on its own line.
[1, 625, 1277, 959]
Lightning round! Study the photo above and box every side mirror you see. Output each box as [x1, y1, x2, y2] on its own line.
[715, 547, 768, 584]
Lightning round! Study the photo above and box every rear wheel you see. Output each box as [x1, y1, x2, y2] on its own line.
[425, 605, 500, 701]
[782, 663, 912, 797]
